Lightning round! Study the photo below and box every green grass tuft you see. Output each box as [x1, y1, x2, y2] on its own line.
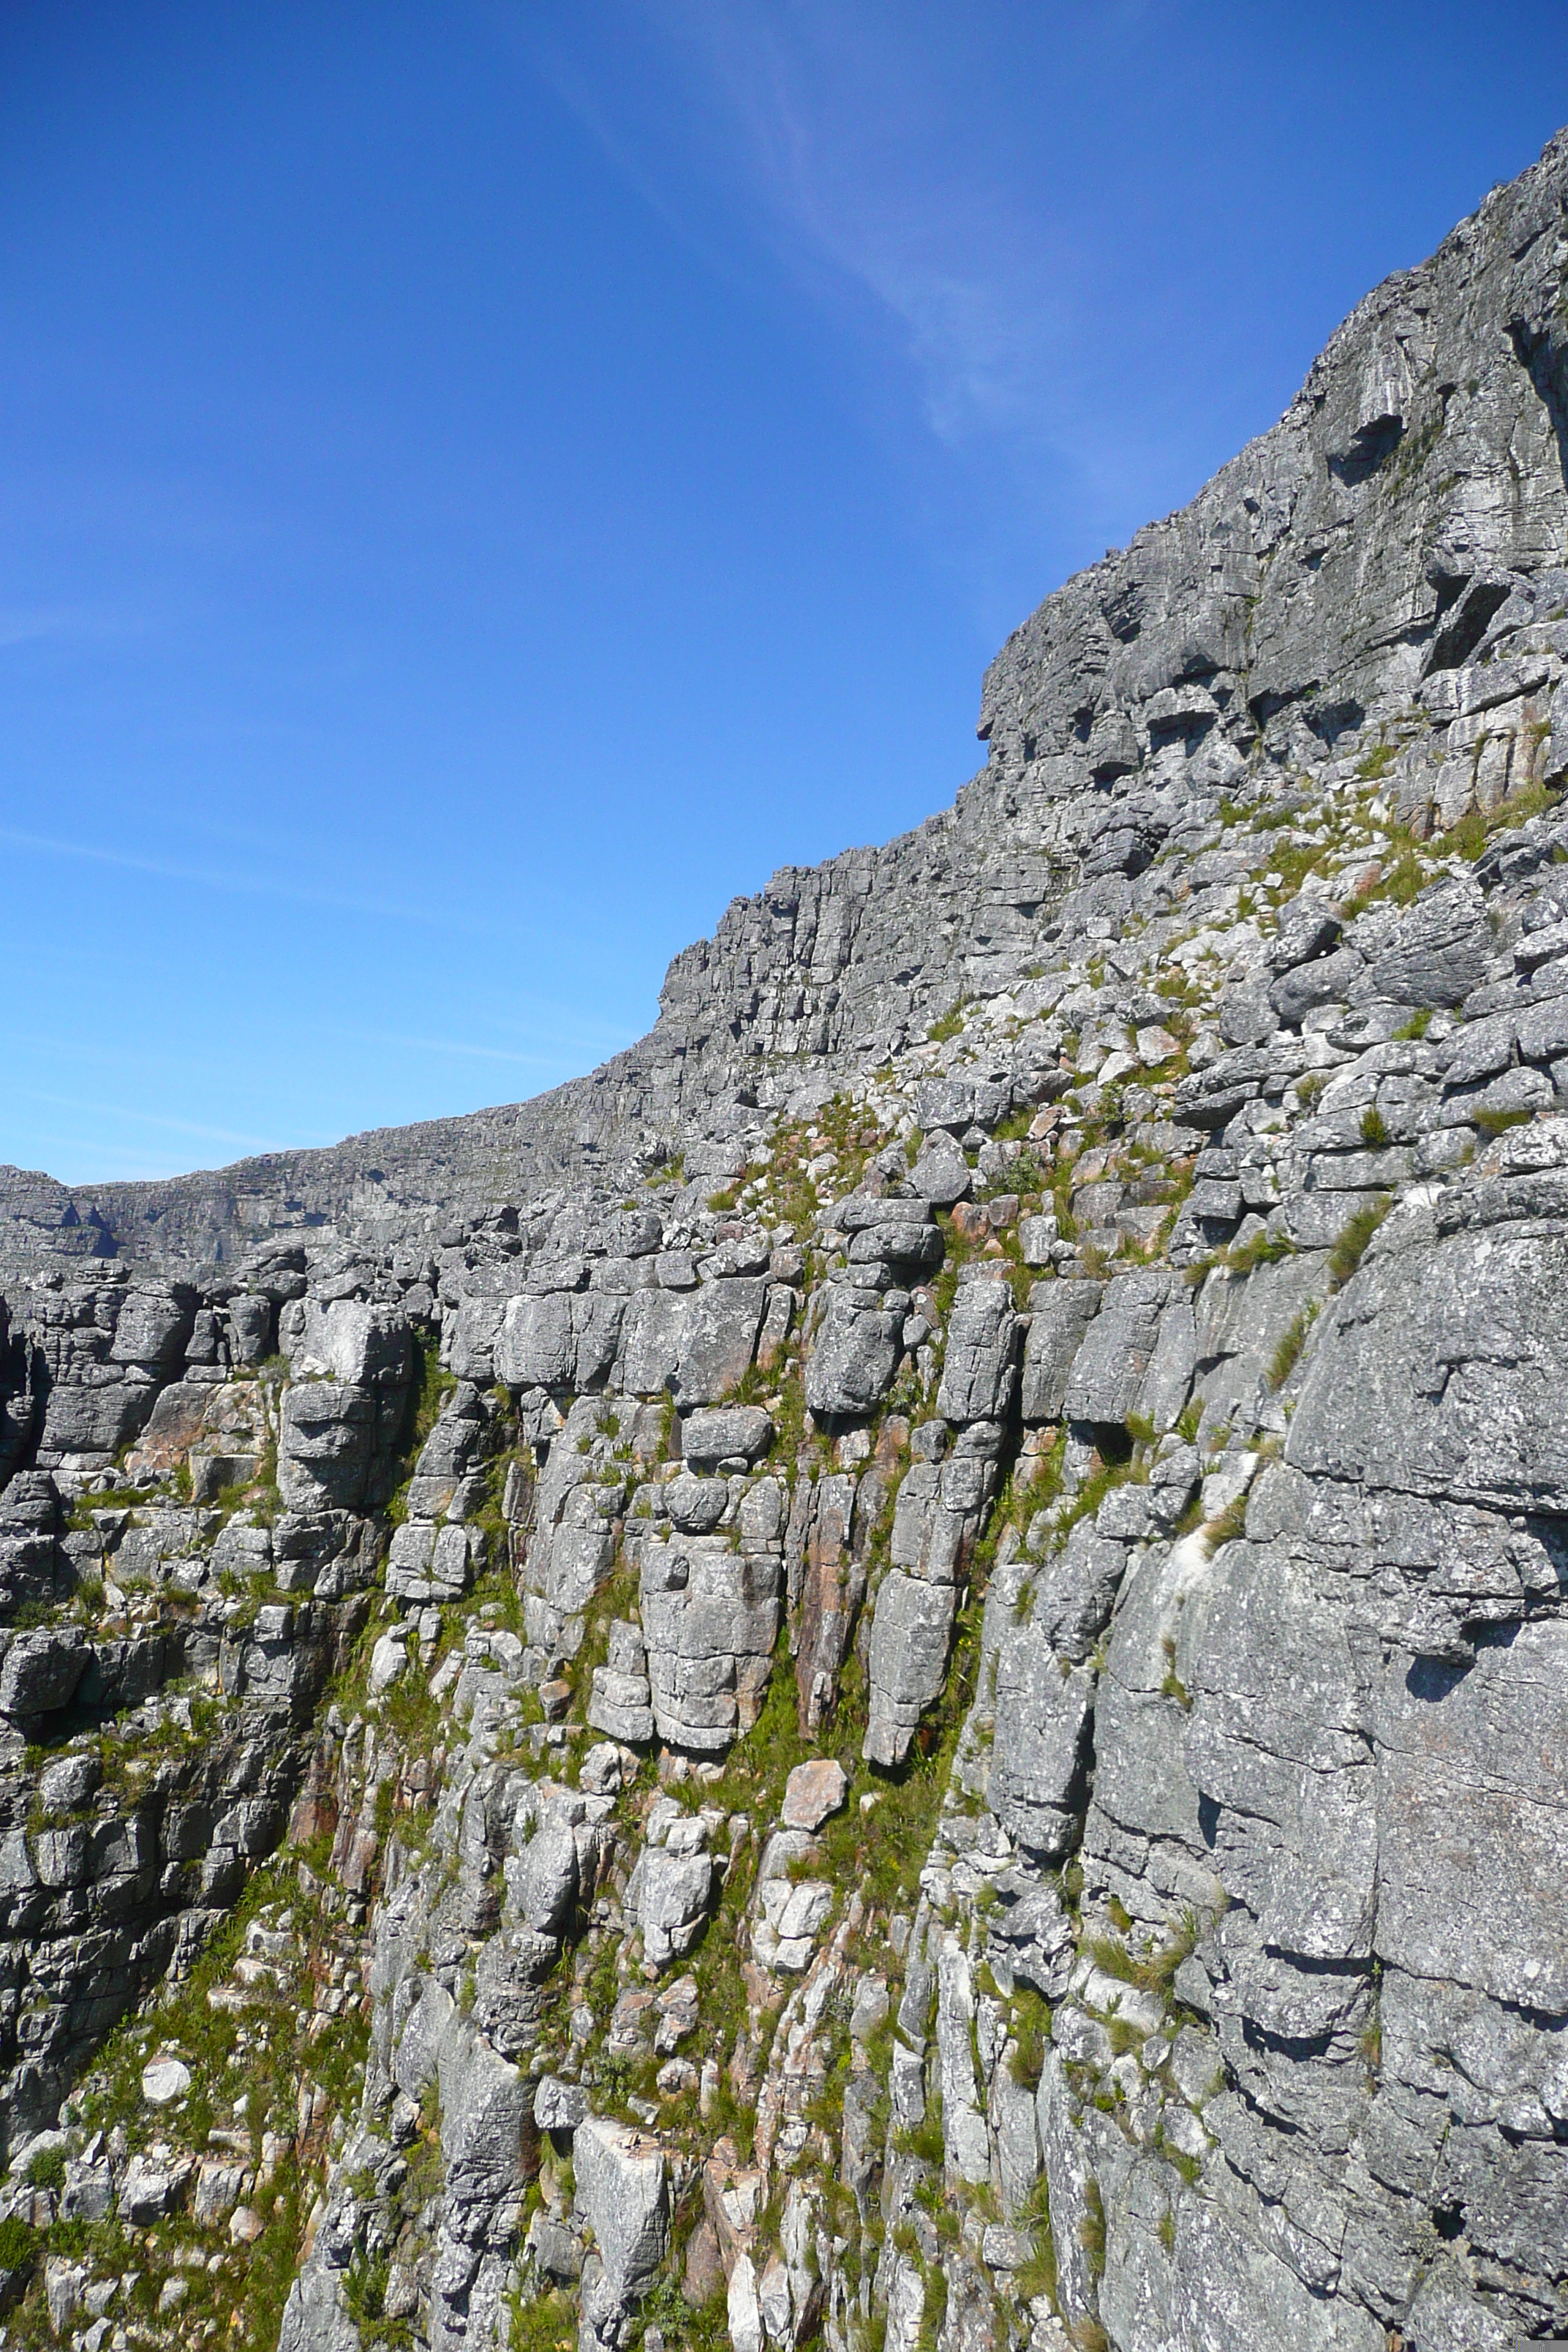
[1265, 1301, 1319, 1392]
[1474, 1105, 1535, 1138]
[1327, 1195, 1391, 1286]
[1202, 1492, 1249, 1551]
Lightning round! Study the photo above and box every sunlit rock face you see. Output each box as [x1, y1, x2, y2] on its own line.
[7, 124, 1568, 2352]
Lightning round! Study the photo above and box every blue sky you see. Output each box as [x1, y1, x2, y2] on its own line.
[5, 4, 1568, 1183]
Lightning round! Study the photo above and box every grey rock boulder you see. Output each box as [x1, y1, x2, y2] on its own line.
[509, 1817, 579, 1936]
[640, 1534, 781, 1753]
[280, 1297, 410, 1388]
[1349, 881, 1492, 1008]
[535, 2074, 588, 2134]
[573, 2117, 668, 2306]
[989, 1629, 1093, 1857]
[862, 1570, 957, 1766]
[616, 1278, 767, 1405]
[1020, 1280, 1102, 1422]
[277, 1382, 375, 1511]
[680, 1406, 773, 1467]
[1063, 1270, 1171, 1425]
[664, 1472, 729, 1534]
[910, 1138, 972, 1205]
[1269, 944, 1362, 1027]
[935, 1275, 1019, 1425]
[0, 1629, 89, 1722]
[804, 1289, 902, 1417]
[635, 1847, 715, 1968]
[1269, 902, 1344, 974]
[440, 2021, 529, 2204]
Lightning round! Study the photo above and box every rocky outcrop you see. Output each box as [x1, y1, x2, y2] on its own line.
[5, 140, 1568, 1284]
[6, 121, 1568, 2352]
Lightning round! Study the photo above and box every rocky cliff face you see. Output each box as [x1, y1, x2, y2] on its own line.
[1, 125, 1567, 2352]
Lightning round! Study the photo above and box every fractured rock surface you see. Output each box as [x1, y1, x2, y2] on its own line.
[6, 124, 1568, 2352]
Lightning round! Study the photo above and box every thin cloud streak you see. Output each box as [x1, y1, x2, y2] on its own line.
[0, 606, 119, 649]
[530, 0, 1202, 578]
[339, 1022, 637, 1070]
[611, 1, 1077, 449]
[0, 826, 456, 928]
[11, 1137, 213, 1183]
[19, 1090, 287, 1152]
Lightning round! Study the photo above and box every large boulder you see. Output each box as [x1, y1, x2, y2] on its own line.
[783, 1757, 848, 1831]
[640, 1535, 781, 1753]
[1286, 1217, 1568, 1512]
[617, 1280, 767, 1404]
[279, 1299, 411, 1389]
[862, 1572, 956, 1768]
[0, 1629, 90, 1722]
[804, 1290, 902, 1417]
[108, 1284, 196, 1374]
[439, 2021, 530, 2205]
[1063, 1270, 1172, 1425]
[588, 1622, 655, 1745]
[1348, 879, 1491, 1008]
[935, 1275, 1019, 1424]
[495, 1290, 627, 1392]
[277, 1382, 375, 1511]
[988, 1628, 1095, 1857]
[494, 1292, 576, 1389]
[680, 1406, 774, 1468]
[1019, 1280, 1103, 1422]
[636, 1847, 715, 1968]
[911, 1138, 972, 1205]
[508, 1818, 579, 1937]
[573, 2118, 668, 2305]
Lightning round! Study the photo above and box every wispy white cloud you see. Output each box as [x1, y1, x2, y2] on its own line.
[19, 1090, 284, 1153]
[657, 4, 1064, 442]
[538, 0, 1074, 451]
[335, 1019, 637, 1070]
[0, 825, 450, 927]
[522, 0, 1207, 588]
[0, 606, 108, 649]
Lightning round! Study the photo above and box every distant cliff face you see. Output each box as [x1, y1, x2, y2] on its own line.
[0, 129, 1567, 2352]
[10, 129, 1568, 1289]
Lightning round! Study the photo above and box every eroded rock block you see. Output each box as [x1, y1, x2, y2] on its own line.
[804, 1289, 902, 1418]
[641, 1534, 781, 1753]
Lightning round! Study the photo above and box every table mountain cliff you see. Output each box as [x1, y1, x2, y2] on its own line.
[1, 124, 1568, 2352]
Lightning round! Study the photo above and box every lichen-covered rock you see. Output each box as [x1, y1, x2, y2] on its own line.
[280, 1297, 411, 1390]
[587, 1621, 655, 1744]
[1020, 1278, 1101, 1422]
[910, 1138, 971, 1205]
[862, 1570, 957, 1766]
[988, 1632, 1094, 1858]
[633, 1847, 714, 1967]
[0, 1627, 88, 1722]
[616, 1278, 768, 1404]
[1063, 1269, 1173, 1425]
[277, 1382, 376, 1511]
